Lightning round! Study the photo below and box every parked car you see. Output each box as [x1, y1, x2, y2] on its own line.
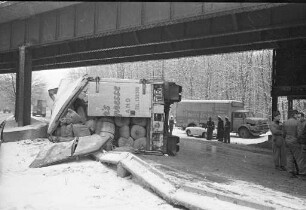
[185, 123, 207, 138]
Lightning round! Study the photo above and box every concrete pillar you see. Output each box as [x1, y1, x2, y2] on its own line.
[287, 96, 293, 120]
[17, 45, 32, 126]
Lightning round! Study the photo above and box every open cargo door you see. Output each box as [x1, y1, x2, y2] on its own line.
[47, 76, 89, 136]
[30, 76, 113, 168]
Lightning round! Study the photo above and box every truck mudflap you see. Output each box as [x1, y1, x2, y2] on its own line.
[29, 134, 112, 168]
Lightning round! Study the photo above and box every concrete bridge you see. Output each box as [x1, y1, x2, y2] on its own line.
[0, 2, 305, 126]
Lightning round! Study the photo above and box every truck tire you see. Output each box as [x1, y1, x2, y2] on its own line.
[239, 127, 250, 138]
[186, 130, 191, 136]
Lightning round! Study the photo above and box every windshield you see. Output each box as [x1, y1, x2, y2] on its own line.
[245, 112, 254, 117]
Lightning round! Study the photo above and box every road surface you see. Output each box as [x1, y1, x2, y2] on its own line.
[139, 128, 306, 209]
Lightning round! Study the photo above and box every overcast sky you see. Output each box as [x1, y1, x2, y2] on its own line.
[33, 69, 69, 90]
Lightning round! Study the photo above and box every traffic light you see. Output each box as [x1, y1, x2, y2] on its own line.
[163, 82, 182, 103]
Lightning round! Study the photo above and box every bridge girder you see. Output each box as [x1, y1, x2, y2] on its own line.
[0, 3, 306, 72]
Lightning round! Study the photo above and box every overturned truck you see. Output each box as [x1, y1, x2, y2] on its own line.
[30, 76, 182, 168]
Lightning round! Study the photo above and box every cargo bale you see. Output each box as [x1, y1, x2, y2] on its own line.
[72, 124, 91, 137]
[115, 117, 130, 127]
[76, 106, 87, 123]
[100, 117, 114, 123]
[85, 119, 96, 133]
[118, 136, 134, 147]
[130, 125, 146, 139]
[131, 117, 147, 127]
[100, 121, 115, 135]
[119, 125, 130, 139]
[60, 124, 73, 137]
[60, 109, 83, 124]
[133, 137, 147, 150]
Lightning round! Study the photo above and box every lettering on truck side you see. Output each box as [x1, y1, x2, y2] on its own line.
[125, 98, 131, 114]
[114, 86, 122, 117]
[135, 87, 140, 111]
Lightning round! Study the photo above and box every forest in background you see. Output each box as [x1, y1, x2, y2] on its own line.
[1, 49, 305, 120]
[67, 50, 274, 119]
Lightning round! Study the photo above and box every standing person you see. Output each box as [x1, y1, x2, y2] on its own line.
[283, 109, 301, 178]
[217, 116, 224, 142]
[169, 116, 175, 136]
[297, 112, 306, 178]
[224, 116, 231, 143]
[269, 111, 286, 171]
[297, 112, 306, 138]
[206, 117, 215, 140]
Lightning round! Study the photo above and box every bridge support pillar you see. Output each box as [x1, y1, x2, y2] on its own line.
[287, 96, 293, 119]
[271, 95, 278, 120]
[16, 46, 32, 127]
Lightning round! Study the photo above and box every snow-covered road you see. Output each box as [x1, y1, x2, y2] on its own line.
[173, 127, 270, 145]
[0, 139, 178, 210]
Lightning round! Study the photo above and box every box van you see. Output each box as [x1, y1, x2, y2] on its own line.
[175, 100, 269, 138]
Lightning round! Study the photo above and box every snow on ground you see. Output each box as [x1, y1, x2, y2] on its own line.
[173, 127, 269, 145]
[0, 139, 178, 210]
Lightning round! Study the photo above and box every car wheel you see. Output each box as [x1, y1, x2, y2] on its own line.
[202, 132, 206, 138]
[239, 127, 250, 138]
[186, 130, 191, 136]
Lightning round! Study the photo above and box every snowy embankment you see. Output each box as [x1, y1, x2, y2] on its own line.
[0, 139, 178, 210]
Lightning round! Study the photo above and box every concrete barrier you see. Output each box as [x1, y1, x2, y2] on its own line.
[92, 151, 275, 210]
[3, 117, 48, 142]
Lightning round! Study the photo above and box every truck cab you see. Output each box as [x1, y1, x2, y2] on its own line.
[232, 110, 269, 138]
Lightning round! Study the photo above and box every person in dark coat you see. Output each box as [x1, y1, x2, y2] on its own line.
[297, 112, 306, 178]
[224, 116, 231, 143]
[217, 116, 224, 142]
[269, 110, 286, 171]
[283, 109, 302, 178]
[169, 116, 175, 136]
[206, 117, 215, 140]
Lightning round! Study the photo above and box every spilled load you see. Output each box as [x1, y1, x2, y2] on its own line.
[30, 75, 182, 167]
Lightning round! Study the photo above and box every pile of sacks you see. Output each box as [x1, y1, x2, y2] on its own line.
[114, 117, 147, 150]
[54, 108, 148, 151]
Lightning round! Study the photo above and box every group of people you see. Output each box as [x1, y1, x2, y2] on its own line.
[270, 110, 306, 178]
[206, 116, 231, 143]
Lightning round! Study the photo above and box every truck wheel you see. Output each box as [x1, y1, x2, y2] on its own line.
[202, 132, 206, 138]
[239, 127, 250, 138]
[186, 130, 191, 136]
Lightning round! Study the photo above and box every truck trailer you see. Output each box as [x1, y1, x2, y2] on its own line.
[175, 100, 269, 138]
[48, 76, 182, 155]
